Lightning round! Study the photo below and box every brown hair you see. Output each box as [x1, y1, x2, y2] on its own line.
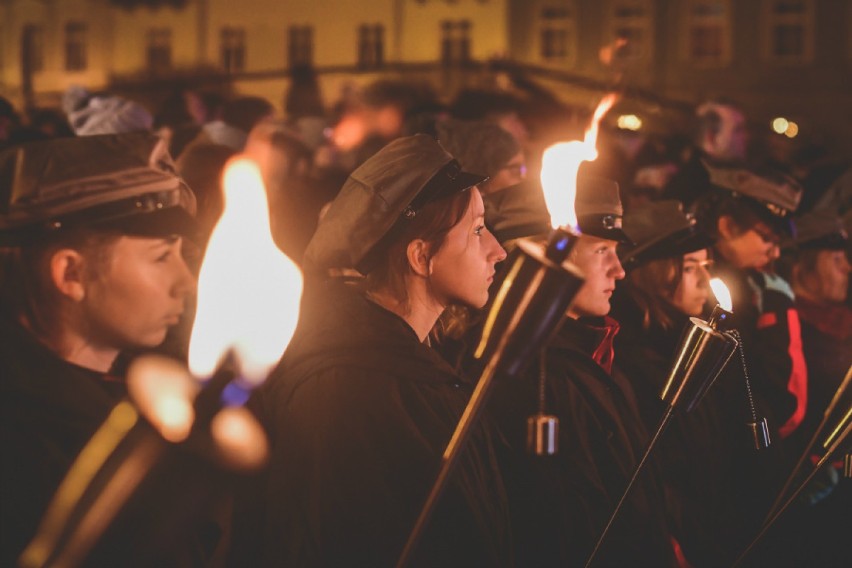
[623, 256, 684, 331]
[362, 189, 472, 313]
[0, 229, 120, 344]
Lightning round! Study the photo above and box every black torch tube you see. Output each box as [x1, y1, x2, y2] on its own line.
[584, 405, 675, 568]
[763, 368, 851, 524]
[732, 417, 851, 568]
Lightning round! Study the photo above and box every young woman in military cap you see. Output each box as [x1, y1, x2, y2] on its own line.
[237, 134, 510, 567]
[610, 200, 748, 566]
[0, 133, 196, 565]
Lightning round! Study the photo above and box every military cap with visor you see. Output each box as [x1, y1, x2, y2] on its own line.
[788, 210, 848, 251]
[575, 172, 631, 243]
[0, 132, 197, 246]
[304, 133, 486, 274]
[705, 163, 802, 237]
[619, 200, 714, 268]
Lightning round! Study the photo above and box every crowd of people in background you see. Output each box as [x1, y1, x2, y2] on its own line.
[1, 67, 849, 567]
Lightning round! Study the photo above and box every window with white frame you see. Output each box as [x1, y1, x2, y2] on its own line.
[539, 3, 576, 66]
[64, 22, 87, 71]
[288, 26, 313, 68]
[684, 0, 731, 66]
[358, 24, 385, 68]
[441, 20, 471, 64]
[608, 0, 653, 61]
[763, 0, 814, 63]
[221, 27, 246, 73]
[146, 28, 172, 71]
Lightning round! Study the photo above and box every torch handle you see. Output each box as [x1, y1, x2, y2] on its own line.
[584, 405, 675, 568]
[732, 419, 851, 568]
[763, 368, 851, 523]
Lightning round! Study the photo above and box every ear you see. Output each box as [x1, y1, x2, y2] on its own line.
[50, 249, 87, 303]
[717, 215, 738, 240]
[406, 239, 432, 278]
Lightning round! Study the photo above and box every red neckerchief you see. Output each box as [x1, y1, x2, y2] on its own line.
[587, 316, 621, 374]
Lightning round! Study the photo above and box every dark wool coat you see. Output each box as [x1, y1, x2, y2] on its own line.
[0, 315, 126, 566]
[490, 316, 676, 568]
[241, 278, 513, 567]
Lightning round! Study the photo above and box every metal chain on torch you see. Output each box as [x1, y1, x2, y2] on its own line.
[730, 330, 771, 450]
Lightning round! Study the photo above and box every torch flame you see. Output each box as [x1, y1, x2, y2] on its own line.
[188, 157, 303, 386]
[540, 93, 617, 230]
[710, 278, 732, 312]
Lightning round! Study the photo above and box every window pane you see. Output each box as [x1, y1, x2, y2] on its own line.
[691, 26, 722, 58]
[773, 24, 804, 56]
[65, 22, 87, 71]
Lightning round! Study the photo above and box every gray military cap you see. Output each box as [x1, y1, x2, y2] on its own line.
[620, 200, 714, 268]
[575, 173, 631, 243]
[0, 132, 196, 245]
[304, 134, 486, 274]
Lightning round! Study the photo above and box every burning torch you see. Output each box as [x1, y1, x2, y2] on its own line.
[20, 158, 303, 567]
[396, 94, 617, 568]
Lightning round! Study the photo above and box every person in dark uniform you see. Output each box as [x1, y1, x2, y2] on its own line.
[490, 176, 677, 567]
[0, 133, 196, 566]
[689, 165, 811, 565]
[612, 200, 750, 566]
[239, 134, 510, 567]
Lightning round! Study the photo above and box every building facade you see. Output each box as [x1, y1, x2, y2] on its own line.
[1, 0, 851, 152]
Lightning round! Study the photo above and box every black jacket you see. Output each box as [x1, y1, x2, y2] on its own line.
[491, 316, 676, 567]
[241, 278, 513, 567]
[0, 315, 127, 566]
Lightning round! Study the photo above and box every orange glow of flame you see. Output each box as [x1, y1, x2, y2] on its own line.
[188, 157, 303, 386]
[540, 94, 618, 230]
[127, 355, 199, 443]
[709, 278, 732, 312]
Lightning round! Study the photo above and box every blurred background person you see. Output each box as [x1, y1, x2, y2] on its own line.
[664, 98, 750, 207]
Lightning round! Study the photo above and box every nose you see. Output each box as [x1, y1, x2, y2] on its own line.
[768, 243, 781, 261]
[487, 229, 507, 263]
[698, 264, 712, 286]
[172, 253, 197, 300]
[609, 254, 626, 280]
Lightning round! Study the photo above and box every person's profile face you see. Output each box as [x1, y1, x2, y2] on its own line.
[671, 249, 712, 317]
[427, 188, 507, 309]
[809, 249, 850, 304]
[81, 235, 195, 350]
[719, 218, 781, 270]
[566, 235, 626, 318]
